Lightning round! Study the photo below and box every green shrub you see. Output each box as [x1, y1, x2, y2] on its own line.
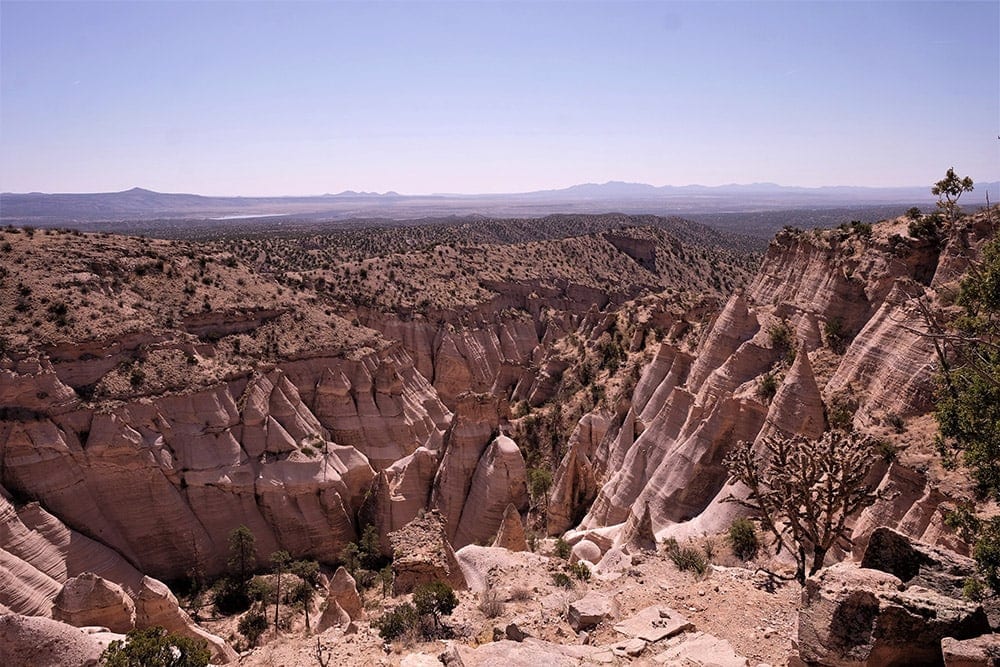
[554, 538, 571, 560]
[757, 373, 778, 402]
[963, 576, 986, 602]
[237, 606, 268, 647]
[825, 394, 857, 431]
[552, 572, 573, 588]
[768, 321, 793, 350]
[568, 562, 591, 581]
[101, 627, 210, 667]
[412, 581, 458, 630]
[823, 317, 848, 354]
[214, 576, 251, 615]
[664, 538, 708, 575]
[728, 518, 759, 561]
[373, 603, 419, 641]
[974, 517, 1000, 591]
[527, 468, 553, 505]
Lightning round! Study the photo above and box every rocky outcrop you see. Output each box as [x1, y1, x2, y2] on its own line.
[493, 504, 528, 552]
[454, 435, 528, 549]
[861, 527, 976, 597]
[134, 576, 237, 664]
[567, 218, 990, 553]
[52, 572, 135, 634]
[653, 631, 749, 666]
[431, 394, 530, 548]
[798, 562, 989, 666]
[317, 567, 363, 632]
[0, 346, 453, 580]
[0, 490, 235, 663]
[389, 510, 467, 594]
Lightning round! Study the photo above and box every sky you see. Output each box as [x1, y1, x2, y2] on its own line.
[1, 1, 997, 196]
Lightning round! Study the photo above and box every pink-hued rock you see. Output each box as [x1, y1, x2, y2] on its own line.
[493, 504, 528, 552]
[0, 614, 118, 667]
[454, 435, 528, 549]
[53, 572, 135, 634]
[317, 567, 363, 632]
[389, 510, 467, 595]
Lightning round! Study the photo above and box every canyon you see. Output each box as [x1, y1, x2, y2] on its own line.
[0, 207, 997, 666]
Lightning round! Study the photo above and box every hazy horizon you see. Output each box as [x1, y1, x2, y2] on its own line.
[6, 178, 1000, 200]
[2, 1, 998, 196]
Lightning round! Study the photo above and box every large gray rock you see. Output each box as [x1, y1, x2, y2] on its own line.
[798, 562, 990, 666]
[567, 591, 619, 632]
[862, 526, 977, 598]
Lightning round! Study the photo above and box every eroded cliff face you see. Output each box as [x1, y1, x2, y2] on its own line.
[0, 343, 451, 581]
[559, 213, 995, 551]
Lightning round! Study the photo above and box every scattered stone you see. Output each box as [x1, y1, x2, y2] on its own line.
[614, 605, 694, 643]
[653, 631, 750, 666]
[401, 653, 443, 667]
[570, 539, 602, 565]
[505, 621, 530, 642]
[567, 592, 619, 632]
[612, 637, 647, 657]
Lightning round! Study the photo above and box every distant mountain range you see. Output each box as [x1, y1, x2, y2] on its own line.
[2, 181, 997, 223]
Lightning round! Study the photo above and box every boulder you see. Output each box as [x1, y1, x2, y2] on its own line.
[798, 562, 990, 666]
[861, 526, 977, 598]
[52, 572, 135, 634]
[570, 540, 602, 565]
[941, 634, 1000, 667]
[567, 591, 619, 632]
[0, 614, 119, 667]
[317, 567, 364, 631]
[134, 576, 237, 664]
[493, 504, 528, 552]
[390, 510, 467, 594]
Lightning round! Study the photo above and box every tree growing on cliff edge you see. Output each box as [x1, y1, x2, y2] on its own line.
[933, 167, 975, 222]
[723, 430, 880, 584]
[935, 231, 1000, 499]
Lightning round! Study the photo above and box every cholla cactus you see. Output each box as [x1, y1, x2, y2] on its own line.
[723, 430, 879, 583]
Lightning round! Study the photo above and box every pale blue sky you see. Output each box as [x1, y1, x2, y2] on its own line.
[1, 1, 997, 195]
